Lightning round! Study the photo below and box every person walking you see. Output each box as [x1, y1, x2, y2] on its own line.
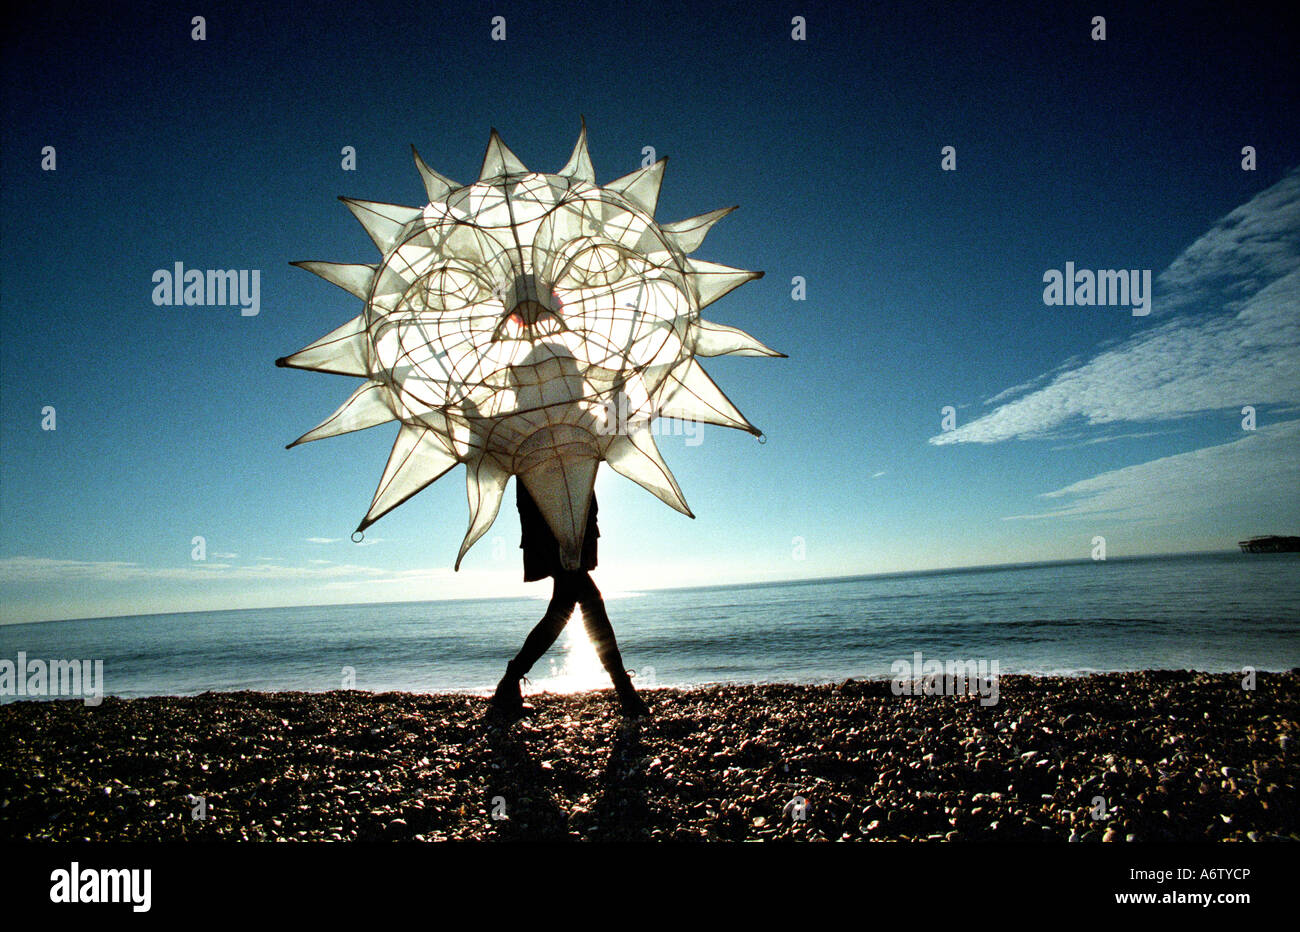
[488, 482, 651, 720]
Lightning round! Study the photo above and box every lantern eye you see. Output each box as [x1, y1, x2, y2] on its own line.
[556, 241, 627, 290]
[423, 263, 488, 312]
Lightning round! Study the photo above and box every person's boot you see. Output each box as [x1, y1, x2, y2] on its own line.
[614, 674, 652, 719]
[486, 661, 532, 721]
[604, 656, 651, 718]
[578, 586, 652, 719]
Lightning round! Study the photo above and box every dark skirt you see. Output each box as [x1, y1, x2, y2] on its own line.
[517, 482, 598, 582]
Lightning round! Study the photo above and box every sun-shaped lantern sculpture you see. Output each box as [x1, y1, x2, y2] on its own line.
[278, 122, 783, 571]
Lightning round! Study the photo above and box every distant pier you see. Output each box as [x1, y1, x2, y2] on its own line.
[1238, 535, 1300, 553]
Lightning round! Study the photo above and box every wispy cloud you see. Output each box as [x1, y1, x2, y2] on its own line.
[932, 168, 1300, 446]
[1004, 419, 1300, 522]
[1047, 428, 1182, 451]
[1155, 169, 1300, 315]
[0, 557, 398, 584]
[301, 535, 385, 547]
[981, 356, 1084, 406]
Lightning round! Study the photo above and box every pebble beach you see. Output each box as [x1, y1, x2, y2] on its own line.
[2, 671, 1295, 842]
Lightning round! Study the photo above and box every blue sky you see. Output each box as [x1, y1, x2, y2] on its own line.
[2, 0, 1297, 623]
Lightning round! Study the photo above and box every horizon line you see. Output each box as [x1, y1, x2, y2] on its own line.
[0, 546, 1256, 628]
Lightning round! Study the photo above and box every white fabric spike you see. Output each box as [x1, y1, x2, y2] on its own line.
[558, 118, 596, 184]
[357, 424, 458, 532]
[661, 206, 737, 254]
[686, 258, 764, 308]
[275, 315, 369, 377]
[605, 158, 667, 215]
[479, 129, 528, 180]
[288, 381, 394, 447]
[455, 456, 511, 570]
[520, 454, 599, 571]
[289, 261, 376, 300]
[410, 145, 458, 202]
[339, 198, 421, 253]
[693, 319, 786, 358]
[605, 427, 693, 517]
[656, 359, 759, 435]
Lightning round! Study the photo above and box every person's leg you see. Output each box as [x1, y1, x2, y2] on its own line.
[511, 577, 581, 676]
[573, 572, 650, 717]
[489, 575, 579, 715]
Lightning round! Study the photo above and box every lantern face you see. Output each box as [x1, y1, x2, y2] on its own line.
[279, 124, 783, 570]
[370, 174, 693, 441]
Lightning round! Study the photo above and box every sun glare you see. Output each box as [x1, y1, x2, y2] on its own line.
[525, 607, 608, 694]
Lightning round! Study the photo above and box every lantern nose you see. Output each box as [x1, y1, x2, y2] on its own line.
[510, 298, 553, 325]
[495, 272, 562, 340]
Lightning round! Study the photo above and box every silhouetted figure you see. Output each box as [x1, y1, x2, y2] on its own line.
[488, 483, 650, 720]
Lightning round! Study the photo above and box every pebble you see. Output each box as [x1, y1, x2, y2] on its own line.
[0, 672, 1294, 842]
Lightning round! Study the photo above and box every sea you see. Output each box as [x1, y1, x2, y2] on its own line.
[1, 552, 1297, 702]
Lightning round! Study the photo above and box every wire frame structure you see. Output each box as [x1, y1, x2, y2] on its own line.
[278, 123, 783, 570]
